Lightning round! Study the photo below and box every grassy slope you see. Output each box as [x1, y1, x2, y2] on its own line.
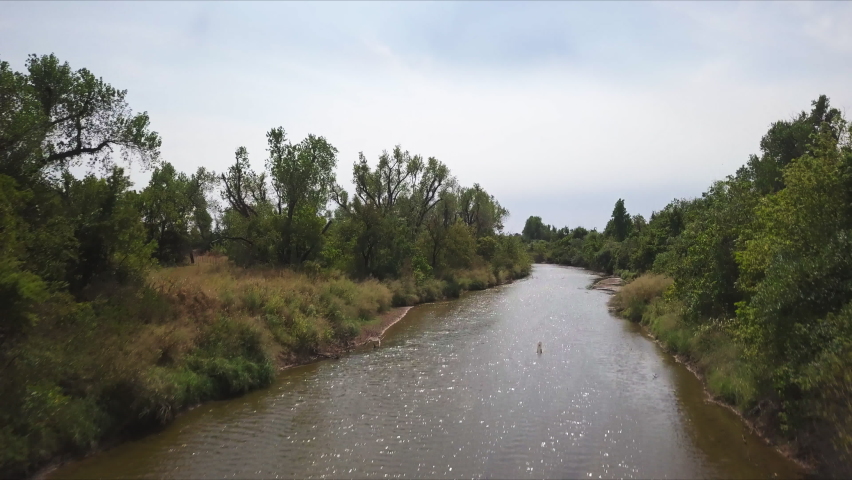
[608, 274, 852, 475]
[4, 261, 530, 478]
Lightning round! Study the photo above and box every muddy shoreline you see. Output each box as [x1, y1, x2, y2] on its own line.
[590, 274, 624, 293]
[277, 305, 414, 368]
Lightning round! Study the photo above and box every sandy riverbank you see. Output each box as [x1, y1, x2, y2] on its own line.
[356, 306, 414, 344]
[591, 275, 624, 293]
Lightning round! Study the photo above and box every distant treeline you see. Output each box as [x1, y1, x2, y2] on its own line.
[0, 54, 529, 477]
[524, 95, 852, 476]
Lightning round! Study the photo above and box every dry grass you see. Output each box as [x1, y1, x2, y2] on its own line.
[6, 258, 534, 477]
[610, 273, 673, 322]
[149, 263, 394, 357]
[4, 262, 401, 477]
[4, 258, 531, 477]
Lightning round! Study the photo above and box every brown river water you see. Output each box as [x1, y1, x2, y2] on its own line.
[51, 265, 803, 479]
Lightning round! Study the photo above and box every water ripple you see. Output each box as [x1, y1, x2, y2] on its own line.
[53, 266, 802, 480]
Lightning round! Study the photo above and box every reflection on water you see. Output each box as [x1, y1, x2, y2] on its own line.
[52, 265, 802, 479]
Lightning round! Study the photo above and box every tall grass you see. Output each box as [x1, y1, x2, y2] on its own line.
[2, 265, 392, 477]
[609, 273, 672, 321]
[612, 274, 757, 409]
[2, 261, 529, 477]
[385, 265, 526, 307]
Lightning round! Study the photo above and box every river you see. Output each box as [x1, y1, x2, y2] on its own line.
[51, 265, 802, 479]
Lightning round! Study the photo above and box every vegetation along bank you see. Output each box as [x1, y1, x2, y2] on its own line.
[0, 54, 531, 478]
[521, 95, 852, 477]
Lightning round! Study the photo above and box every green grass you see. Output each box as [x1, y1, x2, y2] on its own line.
[641, 299, 757, 409]
[612, 274, 758, 410]
[0, 260, 531, 478]
[613, 274, 852, 475]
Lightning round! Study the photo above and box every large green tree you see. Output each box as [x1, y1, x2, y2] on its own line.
[0, 54, 160, 183]
[266, 127, 338, 264]
[744, 95, 845, 195]
[218, 130, 341, 266]
[458, 183, 507, 238]
[522, 216, 550, 241]
[338, 146, 451, 277]
[604, 198, 631, 242]
[0, 53, 160, 297]
[139, 162, 215, 264]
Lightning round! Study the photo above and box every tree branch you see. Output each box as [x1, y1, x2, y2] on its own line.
[219, 235, 254, 246]
[45, 139, 112, 164]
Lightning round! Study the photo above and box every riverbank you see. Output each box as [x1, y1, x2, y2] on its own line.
[45, 264, 802, 479]
[589, 275, 624, 294]
[279, 306, 414, 367]
[16, 262, 529, 479]
[604, 273, 830, 476]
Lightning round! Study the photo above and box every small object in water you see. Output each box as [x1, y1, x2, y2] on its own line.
[367, 336, 381, 348]
[537, 342, 543, 355]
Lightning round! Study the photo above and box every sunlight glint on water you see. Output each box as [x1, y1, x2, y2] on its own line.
[52, 265, 802, 479]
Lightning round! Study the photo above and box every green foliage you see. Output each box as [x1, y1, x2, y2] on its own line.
[186, 317, 274, 396]
[265, 127, 338, 265]
[744, 94, 845, 195]
[531, 96, 852, 474]
[604, 198, 632, 241]
[662, 177, 758, 322]
[522, 216, 555, 241]
[139, 163, 215, 264]
[213, 137, 528, 285]
[610, 273, 672, 322]
[0, 54, 160, 183]
[0, 52, 161, 306]
[62, 168, 156, 292]
[0, 52, 531, 478]
[0, 175, 50, 343]
[457, 183, 508, 238]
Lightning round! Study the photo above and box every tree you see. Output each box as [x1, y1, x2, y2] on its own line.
[663, 178, 758, 321]
[522, 216, 550, 241]
[0, 53, 161, 297]
[421, 190, 460, 270]
[266, 127, 338, 264]
[604, 198, 631, 241]
[571, 226, 589, 240]
[139, 163, 216, 264]
[744, 94, 844, 195]
[0, 54, 160, 183]
[339, 146, 452, 277]
[629, 200, 689, 273]
[62, 167, 155, 293]
[458, 183, 507, 238]
[406, 156, 451, 233]
[220, 147, 265, 219]
[0, 175, 50, 345]
[736, 121, 852, 359]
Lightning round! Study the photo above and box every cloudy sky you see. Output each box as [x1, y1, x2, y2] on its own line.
[2, 1, 851, 232]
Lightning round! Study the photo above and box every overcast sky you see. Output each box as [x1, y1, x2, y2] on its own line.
[2, 1, 851, 232]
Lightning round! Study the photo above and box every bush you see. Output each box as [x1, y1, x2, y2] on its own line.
[185, 316, 274, 395]
[610, 273, 672, 322]
[0, 257, 530, 477]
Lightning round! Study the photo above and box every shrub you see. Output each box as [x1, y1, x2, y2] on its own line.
[186, 316, 274, 395]
[240, 286, 266, 315]
[442, 280, 462, 298]
[611, 273, 673, 322]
